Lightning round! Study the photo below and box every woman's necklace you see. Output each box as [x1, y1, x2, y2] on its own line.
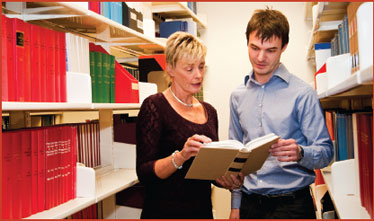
[169, 87, 193, 108]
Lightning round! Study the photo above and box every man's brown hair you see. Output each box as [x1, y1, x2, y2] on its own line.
[246, 7, 289, 48]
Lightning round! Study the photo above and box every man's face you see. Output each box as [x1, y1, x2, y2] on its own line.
[247, 31, 287, 78]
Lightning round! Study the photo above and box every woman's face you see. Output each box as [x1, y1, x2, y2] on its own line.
[168, 56, 206, 95]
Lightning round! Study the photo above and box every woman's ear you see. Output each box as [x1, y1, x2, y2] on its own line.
[166, 64, 175, 77]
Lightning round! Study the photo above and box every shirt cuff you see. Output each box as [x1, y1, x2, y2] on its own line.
[297, 145, 312, 169]
[231, 189, 242, 209]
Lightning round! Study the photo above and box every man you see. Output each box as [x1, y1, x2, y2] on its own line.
[229, 8, 333, 219]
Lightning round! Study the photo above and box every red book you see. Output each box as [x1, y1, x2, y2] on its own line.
[46, 29, 56, 102]
[21, 130, 32, 218]
[325, 111, 335, 141]
[96, 123, 100, 165]
[5, 16, 16, 101]
[77, 124, 82, 163]
[115, 67, 140, 103]
[63, 126, 70, 203]
[23, 21, 32, 102]
[2, 131, 13, 218]
[314, 169, 325, 186]
[59, 32, 67, 102]
[2, 15, 9, 101]
[13, 19, 31, 102]
[37, 128, 46, 212]
[14, 18, 26, 101]
[55, 32, 61, 102]
[72, 125, 78, 199]
[13, 130, 22, 219]
[45, 126, 54, 209]
[88, 2, 100, 14]
[40, 27, 47, 102]
[87, 124, 92, 167]
[89, 123, 94, 167]
[52, 126, 60, 208]
[30, 24, 42, 102]
[31, 129, 39, 214]
[356, 113, 373, 217]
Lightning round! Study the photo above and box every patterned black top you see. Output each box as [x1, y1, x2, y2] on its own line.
[136, 93, 219, 219]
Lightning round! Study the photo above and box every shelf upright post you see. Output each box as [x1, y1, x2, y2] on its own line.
[9, 111, 31, 129]
[99, 109, 114, 166]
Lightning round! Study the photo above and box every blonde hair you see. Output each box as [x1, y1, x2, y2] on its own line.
[165, 32, 207, 68]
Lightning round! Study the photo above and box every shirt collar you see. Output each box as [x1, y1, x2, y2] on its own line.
[244, 63, 291, 86]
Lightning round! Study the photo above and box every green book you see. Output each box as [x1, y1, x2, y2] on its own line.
[109, 55, 116, 103]
[94, 52, 103, 103]
[102, 53, 111, 103]
[89, 52, 96, 103]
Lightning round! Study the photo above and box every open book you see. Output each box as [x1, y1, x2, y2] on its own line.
[185, 133, 280, 180]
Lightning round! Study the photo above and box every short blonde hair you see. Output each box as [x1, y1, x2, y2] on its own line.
[165, 32, 207, 68]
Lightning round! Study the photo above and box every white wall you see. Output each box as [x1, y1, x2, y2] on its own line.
[198, 2, 314, 141]
[197, 3, 314, 218]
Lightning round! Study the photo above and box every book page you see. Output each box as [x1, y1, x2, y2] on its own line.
[244, 133, 279, 151]
[202, 139, 244, 150]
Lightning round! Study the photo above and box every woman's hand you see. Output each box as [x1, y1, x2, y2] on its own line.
[179, 134, 212, 161]
[230, 208, 240, 219]
[215, 173, 244, 190]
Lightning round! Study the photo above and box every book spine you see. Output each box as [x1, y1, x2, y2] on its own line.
[102, 53, 111, 103]
[109, 55, 116, 103]
[60, 31, 67, 102]
[31, 130, 39, 214]
[21, 130, 32, 218]
[14, 18, 25, 102]
[89, 52, 96, 102]
[55, 32, 61, 102]
[30, 24, 42, 102]
[6, 16, 16, 101]
[23, 20, 31, 102]
[94, 52, 103, 103]
[2, 15, 9, 101]
[2, 131, 13, 218]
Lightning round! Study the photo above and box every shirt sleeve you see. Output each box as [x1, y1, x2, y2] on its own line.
[229, 93, 243, 142]
[229, 92, 244, 209]
[296, 88, 334, 170]
[231, 189, 242, 209]
[136, 97, 163, 183]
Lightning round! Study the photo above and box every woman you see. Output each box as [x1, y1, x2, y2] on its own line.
[136, 32, 218, 218]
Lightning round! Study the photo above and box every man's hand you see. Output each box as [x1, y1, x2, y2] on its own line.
[230, 208, 240, 219]
[215, 173, 244, 190]
[269, 138, 302, 162]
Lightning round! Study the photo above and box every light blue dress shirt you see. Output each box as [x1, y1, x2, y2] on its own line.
[229, 64, 333, 209]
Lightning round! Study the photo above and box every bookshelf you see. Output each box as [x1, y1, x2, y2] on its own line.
[25, 168, 137, 219]
[321, 167, 370, 219]
[305, 2, 349, 61]
[319, 65, 373, 109]
[306, 2, 373, 219]
[151, 2, 207, 28]
[2, 1, 206, 219]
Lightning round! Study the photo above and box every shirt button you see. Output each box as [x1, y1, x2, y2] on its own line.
[258, 122, 262, 127]
[261, 85, 265, 88]
[259, 104, 262, 107]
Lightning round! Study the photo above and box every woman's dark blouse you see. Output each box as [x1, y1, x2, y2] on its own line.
[136, 93, 218, 219]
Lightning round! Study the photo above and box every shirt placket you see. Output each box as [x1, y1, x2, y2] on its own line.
[257, 85, 265, 135]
